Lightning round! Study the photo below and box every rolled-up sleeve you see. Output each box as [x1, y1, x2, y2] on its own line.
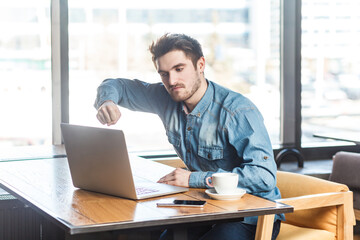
[227, 108, 277, 193]
[189, 171, 211, 188]
[94, 78, 170, 115]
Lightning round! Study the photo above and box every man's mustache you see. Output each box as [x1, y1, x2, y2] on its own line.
[169, 84, 185, 90]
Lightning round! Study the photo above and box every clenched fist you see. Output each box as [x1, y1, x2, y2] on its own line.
[96, 101, 121, 126]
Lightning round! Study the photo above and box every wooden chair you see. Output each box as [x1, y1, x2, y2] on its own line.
[276, 171, 355, 240]
[329, 151, 360, 222]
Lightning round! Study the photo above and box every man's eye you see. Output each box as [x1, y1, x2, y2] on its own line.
[160, 72, 168, 77]
[176, 68, 183, 72]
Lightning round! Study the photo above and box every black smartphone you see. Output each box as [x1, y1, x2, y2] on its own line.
[157, 200, 207, 207]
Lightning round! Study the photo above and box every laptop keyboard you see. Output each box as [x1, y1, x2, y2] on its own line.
[136, 187, 160, 195]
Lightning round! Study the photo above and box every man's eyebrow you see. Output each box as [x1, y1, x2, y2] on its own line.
[158, 63, 186, 73]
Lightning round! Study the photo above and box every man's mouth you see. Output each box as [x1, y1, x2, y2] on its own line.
[170, 85, 184, 91]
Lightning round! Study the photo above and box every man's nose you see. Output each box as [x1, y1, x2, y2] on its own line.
[168, 72, 177, 86]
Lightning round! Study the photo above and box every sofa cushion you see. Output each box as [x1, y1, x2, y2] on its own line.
[330, 151, 360, 209]
[355, 190, 360, 210]
[330, 151, 360, 190]
[277, 222, 336, 240]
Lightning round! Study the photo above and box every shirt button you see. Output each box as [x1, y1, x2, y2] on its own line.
[197, 113, 201, 117]
[187, 127, 192, 131]
[208, 154, 211, 158]
[187, 149, 190, 153]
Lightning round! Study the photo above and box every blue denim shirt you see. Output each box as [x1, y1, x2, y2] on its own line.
[95, 78, 284, 224]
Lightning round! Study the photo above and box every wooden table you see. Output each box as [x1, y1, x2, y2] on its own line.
[0, 144, 66, 161]
[0, 157, 292, 240]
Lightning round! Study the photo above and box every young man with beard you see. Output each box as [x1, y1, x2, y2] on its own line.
[94, 33, 283, 240]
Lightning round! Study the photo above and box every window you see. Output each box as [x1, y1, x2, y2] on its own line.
[68, 0, 281, 151]
[301, 0, 360, 145]
[0, 1, 51, 147]
[3, 0, 358, 160]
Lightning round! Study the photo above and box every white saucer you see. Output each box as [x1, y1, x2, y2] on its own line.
[205, 188, 246, 201]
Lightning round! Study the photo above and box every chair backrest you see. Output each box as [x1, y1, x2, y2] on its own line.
[277, 171, 350, 234]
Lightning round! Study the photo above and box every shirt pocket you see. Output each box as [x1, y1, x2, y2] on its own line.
[198, 146, 224, 161]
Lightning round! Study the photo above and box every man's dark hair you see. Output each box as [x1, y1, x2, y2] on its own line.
[149, 33, 204, 68]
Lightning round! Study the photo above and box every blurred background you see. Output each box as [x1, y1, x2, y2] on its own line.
[0, 0, 359, 152]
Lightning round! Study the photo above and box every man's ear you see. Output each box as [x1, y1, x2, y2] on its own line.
[197, 56, 205, 73]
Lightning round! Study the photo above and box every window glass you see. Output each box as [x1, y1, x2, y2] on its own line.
[68, 0, 280, 151]
[301, 1, 360, 145]
[0, 1, 51, 147]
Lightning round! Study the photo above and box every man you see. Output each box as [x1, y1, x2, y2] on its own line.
[95, 33, 283, 240]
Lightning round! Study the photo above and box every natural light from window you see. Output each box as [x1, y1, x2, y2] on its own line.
[301, 0, 360, 146]
[68, 0, 281, 152]
[0, 0, 51, 147]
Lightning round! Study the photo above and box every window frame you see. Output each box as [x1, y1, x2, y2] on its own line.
[52, 0, 69, 145]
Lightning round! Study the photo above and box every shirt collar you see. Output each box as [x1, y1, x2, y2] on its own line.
[182, 79, 213, 118]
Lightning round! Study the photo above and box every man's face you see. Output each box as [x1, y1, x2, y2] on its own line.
[156, 50, 205, 103]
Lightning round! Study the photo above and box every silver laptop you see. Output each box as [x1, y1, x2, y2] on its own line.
[60, 123, 188, 200]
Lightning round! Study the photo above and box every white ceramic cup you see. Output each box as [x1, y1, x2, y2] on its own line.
[205, 173, 238, 194]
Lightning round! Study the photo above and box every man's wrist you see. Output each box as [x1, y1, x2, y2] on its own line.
[100, 100, 115, 108]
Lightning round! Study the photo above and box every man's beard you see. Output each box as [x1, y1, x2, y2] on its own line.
[169, 76, 201, 103]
